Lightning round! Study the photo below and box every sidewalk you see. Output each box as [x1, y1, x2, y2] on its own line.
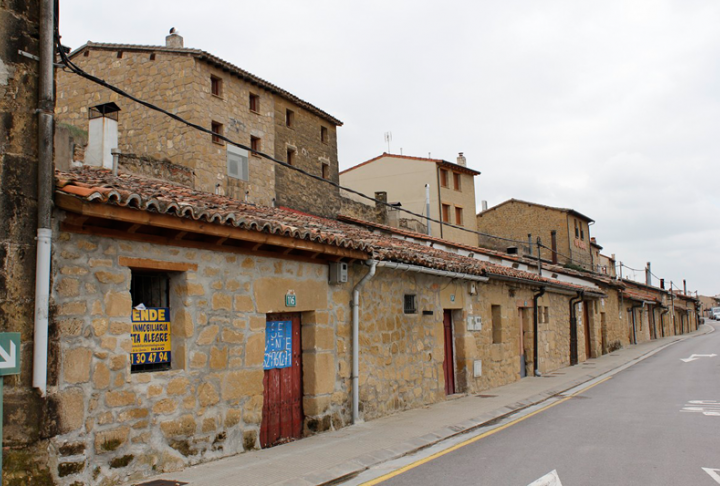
[143, 326, 710, 486]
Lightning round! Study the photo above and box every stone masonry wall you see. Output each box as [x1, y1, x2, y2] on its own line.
[0, 2, 57, 483]
[56, 48, 276, 206]
[273, 96, 340, 218]
[50, 229, 344, 485]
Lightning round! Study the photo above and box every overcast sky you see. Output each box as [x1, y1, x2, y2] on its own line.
[58, 0, 720, 296]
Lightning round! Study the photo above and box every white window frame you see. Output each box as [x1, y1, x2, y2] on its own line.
[227, 144, 249, 181]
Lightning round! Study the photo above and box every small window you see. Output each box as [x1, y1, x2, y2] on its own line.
[544, 306, 549, 324]
[83, 50, 89, 57]
[455, 206, 463, 226]
[211, 76, 223, 97]
[492, 305, 502, 344]
[404, 294, 417, 314]
[453, 172, 461, 191]
[442, 204, 451, 223]
[322, 162, 330, 179]
[250, 136, 261, 156]
[286, 109, 294, 128]
[440, 169, 449, 188]
[249, 93, 260, 113]
[320, 126, 329, 143]
[117, 51, 123, 59]
[149, 53, 156, 61]
[130, 271, 171, 373]
[227, 145, 249, 181]
[211, 121, 224, 144]
[580, 226, 585, 240]
[287, 147, 296, 166]
[574, 219, 579, 238]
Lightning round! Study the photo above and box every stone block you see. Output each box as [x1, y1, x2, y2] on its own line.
[303, 353, 335, 395]
[221, 329, 244, 343]
[92, 318, 109, 337]
[222, 370, 263, 401]
[57, 387, 85, 433]
[95, 271, 126, 284]
[225, 409, 242, 427]
[303, 395, 330, 416]
[197, 325, 219, 345]
[210, 346, 228, 369]
[234, 295, 254, 312]
[152, 399, 177, 414]
[198, 383, 220, 407]
[167, 377, 190, 395]
[118, 408, 149, 422]
[174, 309, 194, 338]
[302, 326, 334, 351]
[105, 390, 136, 408]
[57, 318, 83, 336]
[109, 321, 130, 335]
[94, 426, 130, 454]
[160, 415, 196, 438]
[93, 362, 110, 389]
[63, 348, 92, 384]
[190, 352, 208, 368]
[110, 354, 127, 371]
[245, 333, 264, 367]
[212, 293, 232, 311]
[57, 301, 88, 316]
[56, 278, 80, 297]
[104, 291, 132, 317]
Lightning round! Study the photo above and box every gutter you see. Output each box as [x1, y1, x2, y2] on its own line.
[33, 0, 55, 396]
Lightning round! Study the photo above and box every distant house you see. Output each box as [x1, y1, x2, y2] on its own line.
[55, 31, 343, 218]
[476, 199, 595, 271]
[339, 153, 481, 246]
[591, 237, 616, 277]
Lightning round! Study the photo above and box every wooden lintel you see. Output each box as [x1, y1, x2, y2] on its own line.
[60, 222, 342, 266]
[118, 256, 198, 272]
[127, 224, 141, 234]
[175, 231, 187, 240]
[56, 193, 370, 261]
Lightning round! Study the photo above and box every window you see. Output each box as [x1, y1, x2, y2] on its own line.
[286, 109, 294, 128]
[249, 93, 260, 113]
[440, 169, 449, 188]
[453, 172, 461, 191]
[227, 145, 249, 181]
[149, 53, 156, 61]
[320, 126, 328, 143]
[442, 204, 451, 223]
[322, 162, 330, 179]
[287, 147, 296, 166]
[130, 271, 171, 373]
[544, 306, 549, 324]
[211, 121, 224, 144]
[404, 294, 417, 314]
[117, 51, 123, 59]
[211, 76, 223, 97]
[492, 305, 502, 344]
[455, 206, 463, 226]
[250, 136, 261, 156]
[580, 225, 585, 240]
[574, 219, 579, 238]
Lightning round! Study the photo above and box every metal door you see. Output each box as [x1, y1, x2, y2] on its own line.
[261, 313, 302, 448]
[442, 310, 455, 395]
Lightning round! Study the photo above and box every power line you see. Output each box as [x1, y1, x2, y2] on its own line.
[54, 34, 531, 250]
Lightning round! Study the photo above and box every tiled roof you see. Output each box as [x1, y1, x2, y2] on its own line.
[622, 287, 662, 303]
[340, 153, 480, 176]
[55, 168, 599, 294]
[70, 42, 342, 127]
[479, 198, 594, 223]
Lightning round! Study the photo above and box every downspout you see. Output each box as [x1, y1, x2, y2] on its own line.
[532, 287, 546, 376]
[569, 291, 584, 366]
[351, 260, 377, 424]
[660, 308, 668, 338]
[33, 0, 55, 396]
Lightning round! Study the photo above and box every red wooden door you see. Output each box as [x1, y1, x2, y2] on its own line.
[442, 310, 455, 395]
[260, 313, 302, 448]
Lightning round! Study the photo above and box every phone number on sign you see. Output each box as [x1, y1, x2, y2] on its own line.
[131, 351, 170, 365]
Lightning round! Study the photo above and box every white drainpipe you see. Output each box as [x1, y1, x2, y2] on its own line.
[352, 260, 377, 424]
[350, 259, 489, 423]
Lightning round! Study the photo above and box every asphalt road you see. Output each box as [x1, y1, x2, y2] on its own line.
[367, 323, 720, 486]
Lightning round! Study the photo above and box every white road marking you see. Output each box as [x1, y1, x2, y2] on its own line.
[702, 468, 720, 484]
[681, 354, 717, 363]
[527, 470, 563, 486]
[681, 400, 720, 416]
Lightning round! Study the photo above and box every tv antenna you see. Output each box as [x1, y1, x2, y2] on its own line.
[384, 132, 392, 153]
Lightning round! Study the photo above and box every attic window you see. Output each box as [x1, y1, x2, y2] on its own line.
[322, 162, 330, 179]
[453, 172, 461, 191]
[321, 126, 328, 143]
[249, 93, 260, 113]
[211, 76, 223, 97]
[440, 169, 449, 188]
[286, 109, 294, 128]
[287, 147, 296, 166]
[404, 294, 417, 314]
[211, 121, 224, 145]
[83, 51, 89, 57]
[251, 136, 261, 156]
[117, 51, 123, 59]
[149, 53, 156, 61]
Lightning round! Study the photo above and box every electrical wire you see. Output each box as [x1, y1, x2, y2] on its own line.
[54, 33, 531, 249]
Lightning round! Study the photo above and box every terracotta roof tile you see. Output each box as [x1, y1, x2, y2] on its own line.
[55, 168, 598, 294]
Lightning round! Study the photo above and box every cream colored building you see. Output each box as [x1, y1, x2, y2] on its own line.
[339, 153, 480, 246]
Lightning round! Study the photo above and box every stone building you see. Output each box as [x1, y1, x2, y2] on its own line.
[339, 153, 481, 247]
[55, 32, 343, 218]
[476, 199, 595, 271]
[38, 165, 607, 484]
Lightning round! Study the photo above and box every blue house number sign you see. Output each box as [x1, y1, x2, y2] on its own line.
[264, 320, 293, 370]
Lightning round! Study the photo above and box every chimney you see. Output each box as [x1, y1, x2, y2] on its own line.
[645, 262, 652, 286]
[374, 191, 387, 209]
[166, 28, 184, 48]
[481, 200, 488, 212]
[86, 102, 120, 170]
[456, 152, 467, 167]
